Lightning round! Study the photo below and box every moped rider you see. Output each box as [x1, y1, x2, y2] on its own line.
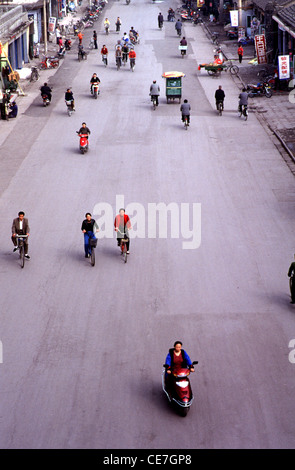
[77, 122, 91, 137]
[90, 73, 100, 94]
[40, 82, 52, 102]
[164, 341, 195, 386]
[150, 80, 160, 106]
[65, 88, 75, 110]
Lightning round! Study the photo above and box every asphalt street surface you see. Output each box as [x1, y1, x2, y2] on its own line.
[0, 0, 295, 449]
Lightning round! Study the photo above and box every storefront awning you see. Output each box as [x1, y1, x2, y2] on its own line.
[272, 15, 295, 39]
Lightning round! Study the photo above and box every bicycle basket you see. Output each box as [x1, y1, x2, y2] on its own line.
[90, 238, 97, 247]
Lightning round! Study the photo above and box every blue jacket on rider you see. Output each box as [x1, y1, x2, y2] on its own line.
[165, 349, 193, 368]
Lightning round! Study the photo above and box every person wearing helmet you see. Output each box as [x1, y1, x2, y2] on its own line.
[114, 208, 132, 254]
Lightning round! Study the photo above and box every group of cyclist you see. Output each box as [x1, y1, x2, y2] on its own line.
[214, 85, 249, 114]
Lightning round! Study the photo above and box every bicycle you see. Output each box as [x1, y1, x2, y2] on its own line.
[117, 228, 129, 264]
[130, 58, 135, 72]
[183, 115, 189, 130]
[30, 66, 40, 82]
[89, 237, 97, 266]
[224, 60, 239, 75]
[238, 104, 248, 121]
[116, 56, 121, 70]
[151, 95, 157, 110]
[15, 234, 28, 268]
[216, 100, 223, 116]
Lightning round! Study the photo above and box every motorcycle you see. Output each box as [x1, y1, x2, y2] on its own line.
[92, 83, 100, 99]
[76, 132, 89, 154]
[246, 82, 273, 98]
[162, 361, 198, 416]
[40, 56, 59, 69]
[65, 100, 74, 116]
[41, 94, 50, 107]
[179, 45, 187, 58]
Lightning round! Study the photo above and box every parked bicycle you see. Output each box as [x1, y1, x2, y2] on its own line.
[30, 66, 40, 82]
[39, 56, 59, 69]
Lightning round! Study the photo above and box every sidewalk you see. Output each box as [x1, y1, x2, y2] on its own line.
[201, 17, 295, 169]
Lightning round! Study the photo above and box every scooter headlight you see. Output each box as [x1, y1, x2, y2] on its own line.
[176, 380, 189, 388]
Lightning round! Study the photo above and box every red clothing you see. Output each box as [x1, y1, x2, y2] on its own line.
[173, 352, 183, 371]
[101, 47, 108, 54]
[129, 50, 136, 59]
[238, 46, 243, 56]
[114, 214, 131, 229]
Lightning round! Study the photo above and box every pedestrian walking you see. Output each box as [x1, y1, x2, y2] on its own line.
[78, 31, 84, 45]
[238, 44, 244, 64]
[93, 30, 98, 49]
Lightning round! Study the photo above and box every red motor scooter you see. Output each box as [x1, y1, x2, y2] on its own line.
[76, 132, 89, 154]
[162, 361, 198, 416]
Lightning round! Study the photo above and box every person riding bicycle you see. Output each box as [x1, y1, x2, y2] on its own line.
[238, 88, 248, 113]
[175, 19, 182, 35]
[167, 8, 175, 21]
[65, 88, 75, 110]
[40, 82, 52, 102]
[150, 80, 160, 106]
[81, 212, 99, 258]
[122, 43, 129, 63]
[11, 211, 30, 259]
[122, 32, 129, 44]
[180, 37, 187, 55]
[101, 44, 108, 64]
[114, 208, 132, 254]
[78, 44, 87, 59]
[115, 44, 122, 67]
[215, 85, 225, 110]
[288, 254, 295, 304]
[158, 12, 164, 28]
[104, 18, 110, 32]
[129, 47, 136, 68]
[180, 99, 191, 125]
[90, 73, 100, 94]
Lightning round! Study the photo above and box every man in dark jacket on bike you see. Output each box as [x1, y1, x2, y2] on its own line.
[215, 85, 225, 110]
[40, 83, 52, 102]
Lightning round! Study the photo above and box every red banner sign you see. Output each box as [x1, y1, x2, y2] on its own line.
[255, 34, 267, 64]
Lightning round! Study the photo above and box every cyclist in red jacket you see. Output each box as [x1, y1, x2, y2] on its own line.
[114, 208, 132, 253]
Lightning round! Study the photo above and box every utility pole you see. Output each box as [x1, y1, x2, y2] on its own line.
[43, 0, 47, 54]
[238, 0, 242, 27]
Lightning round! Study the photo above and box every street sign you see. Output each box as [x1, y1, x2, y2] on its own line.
[278, 55, 290, 80]
[254, 34, 267, 64]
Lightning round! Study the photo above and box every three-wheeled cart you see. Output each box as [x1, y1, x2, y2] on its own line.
[162, 71, 185, 103]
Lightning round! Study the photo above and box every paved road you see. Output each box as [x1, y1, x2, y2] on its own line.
[0, 1, 295, 449]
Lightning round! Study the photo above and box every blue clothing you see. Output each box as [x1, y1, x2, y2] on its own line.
[84, 231, 96, 256]
[165, 349, 192, 368]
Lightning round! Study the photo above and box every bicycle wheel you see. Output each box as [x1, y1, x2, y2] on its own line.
[230, 65, 239, 75]
[123, 243, 127, 263]
[90, 247, 95, 266]
[218, 102, 222, 116]
[19, 244, 25, 268]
